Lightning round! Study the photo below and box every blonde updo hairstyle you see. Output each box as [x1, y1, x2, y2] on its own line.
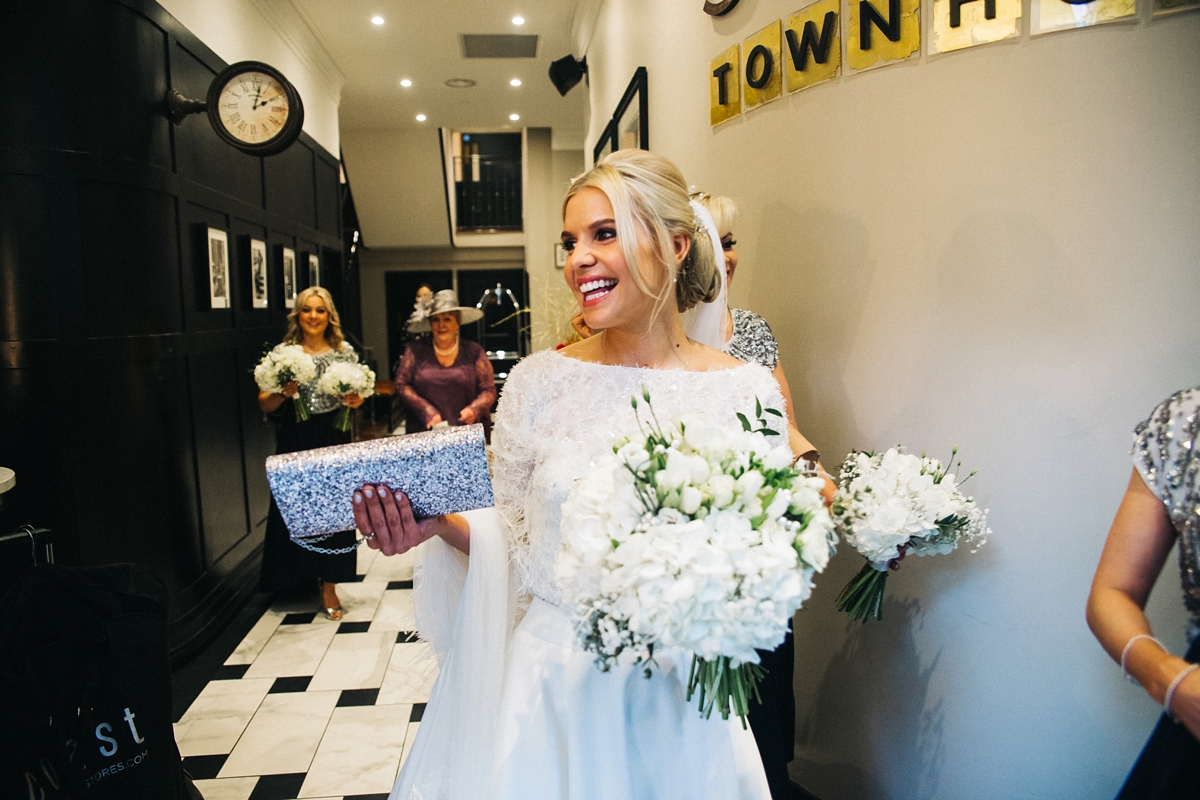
[284, 286, 345, 350]
[690, 192, 737, 240]
[563, 149, 720, 318]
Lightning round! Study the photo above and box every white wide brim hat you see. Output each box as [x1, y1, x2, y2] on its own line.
[407, 289, 484, 332]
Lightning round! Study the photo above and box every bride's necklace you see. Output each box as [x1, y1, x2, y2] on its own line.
[434, 340, 459, 358]
[600, 331, 691, 370]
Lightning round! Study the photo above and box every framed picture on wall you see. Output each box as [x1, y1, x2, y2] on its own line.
[282, 246, 297, 308]
[592, 120, 615, 164]
[308, 253, 320, 287]
[207, 227, 229, 309]
[614, 67, 648, 151]
[593, 67, 648, 164]
[249, 238, 268, 308]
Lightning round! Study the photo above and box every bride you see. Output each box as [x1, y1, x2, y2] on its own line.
[354, 150, 816, 799]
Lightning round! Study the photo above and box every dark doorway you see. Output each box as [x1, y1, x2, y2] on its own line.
[457, 269, 528, 355]
[384, 270, 452, 377]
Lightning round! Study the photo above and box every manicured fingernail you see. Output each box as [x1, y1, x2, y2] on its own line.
[395, 491, 404, 500]
[353, 493, 362, 504]
[364, 488, 373, 498]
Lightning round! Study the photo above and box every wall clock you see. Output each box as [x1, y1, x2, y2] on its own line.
[166, 61, 305, 157]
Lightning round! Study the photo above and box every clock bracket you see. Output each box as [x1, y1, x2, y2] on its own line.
[165, 88, 207, 125]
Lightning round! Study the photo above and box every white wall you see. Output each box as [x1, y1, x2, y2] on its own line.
[525, 129, 586, 351]
[340, 129, 452, 249]
[157, 0, 343, 154]
[585, 3, 1200, 798]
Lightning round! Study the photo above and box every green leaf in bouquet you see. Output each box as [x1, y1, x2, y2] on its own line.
[764, 407, 783, 417]
[737, 412, 752, 432]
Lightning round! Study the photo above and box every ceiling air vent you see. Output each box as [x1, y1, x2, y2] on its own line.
[460, 34, 539, 58]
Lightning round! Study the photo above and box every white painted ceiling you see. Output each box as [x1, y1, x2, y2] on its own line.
[291, 0, 587, 143]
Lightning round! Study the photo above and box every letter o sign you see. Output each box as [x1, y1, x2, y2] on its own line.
[745, 44, 773, 89]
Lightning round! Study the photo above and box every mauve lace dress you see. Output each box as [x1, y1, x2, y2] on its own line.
[394, 339, 496, 436]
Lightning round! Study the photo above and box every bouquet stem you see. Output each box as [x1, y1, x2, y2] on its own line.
[835, 561, 889, 622]
[293, 396, 309, 422]
[686, 655, 764, 728]
[332, 406, 351, 433]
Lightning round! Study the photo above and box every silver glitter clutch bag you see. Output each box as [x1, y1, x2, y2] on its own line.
[266, 424, 493, 541]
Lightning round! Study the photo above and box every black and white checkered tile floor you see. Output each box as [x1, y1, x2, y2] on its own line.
[174, 547, 435, 800]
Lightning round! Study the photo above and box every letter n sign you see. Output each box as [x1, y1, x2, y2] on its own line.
[710, 44, 741, 126]
[848, 0, 920, 72]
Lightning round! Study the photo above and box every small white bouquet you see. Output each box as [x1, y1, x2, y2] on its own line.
[556, 390, 835, 725]
[832, 447, 990, 622]
[316, 361, 376, 432]
[254, 344, 317, 422]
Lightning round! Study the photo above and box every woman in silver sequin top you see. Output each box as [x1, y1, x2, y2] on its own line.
[257, 286, 365, 619]
[690, 194, 800, 436]
[1087, 386, 1200, 796]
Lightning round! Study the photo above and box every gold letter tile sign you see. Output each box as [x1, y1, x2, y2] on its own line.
[931, 0, 1021, 53]
[742, 21, 783, 110]
[710, 44, 741, 126]
[848, 0, 921, 72]
[1032, 0, 1135, 33]
[785, 0, 841, 92]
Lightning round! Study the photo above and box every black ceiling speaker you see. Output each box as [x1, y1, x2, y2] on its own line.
[549, 54, 587, 96]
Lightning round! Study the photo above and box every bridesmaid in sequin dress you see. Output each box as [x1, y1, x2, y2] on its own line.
[257, 287, 365, 619]
[1088, 386, 1200, 798]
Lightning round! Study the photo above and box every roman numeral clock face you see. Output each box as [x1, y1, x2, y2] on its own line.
[206, 62, 305, 156]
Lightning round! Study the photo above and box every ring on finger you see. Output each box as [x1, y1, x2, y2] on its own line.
[362, 532, 376, 540]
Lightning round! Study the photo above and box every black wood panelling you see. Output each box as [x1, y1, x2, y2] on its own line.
[265, 142, 317, 230]
[0, 0, 353, 661]
[189, 349, 250, 569]
[77, 181, 182, 337]
[0, 173, 56, 340]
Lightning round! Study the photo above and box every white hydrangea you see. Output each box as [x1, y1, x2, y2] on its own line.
[556, 404, 835, 672]
[832, 447, 990, 565]
[316, 361, 376, 399]
[253, 343, 317, 393]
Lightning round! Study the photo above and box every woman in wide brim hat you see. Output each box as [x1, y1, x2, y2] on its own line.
[406, 289, 484, 332]
[395, 289, 495, 435]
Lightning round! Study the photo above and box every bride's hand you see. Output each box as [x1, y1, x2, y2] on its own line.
[352, 484, 440, 556]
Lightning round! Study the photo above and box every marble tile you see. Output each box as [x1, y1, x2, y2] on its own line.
[363, 547, 414, 582]
[299, 705, 411, 798]
[333, 579, 387, 623]
[218, 691, 340, 778]
[225, 610, 286, 666]
[243, 623, 338, 679]
[174, 678, 275, 756]
[307, 632, 394, 691]
[189, 776, 258, 800]
[368, 590, 415, 633]
[376, 643, 439, 705]
[399, 721, 420, 770]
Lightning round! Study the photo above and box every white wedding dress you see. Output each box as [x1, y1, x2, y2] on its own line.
[390, 349, 783, 800]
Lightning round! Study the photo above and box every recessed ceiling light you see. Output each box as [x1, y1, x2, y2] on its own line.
[510, 78, 522, 87]
[400, 78, 412, 87]
[509, 113, 520, 121]
[416, 114, 427, 122]
[371, 15, 384, 25]
[445, 78, 477, 89]
[512, 15, 525, 25]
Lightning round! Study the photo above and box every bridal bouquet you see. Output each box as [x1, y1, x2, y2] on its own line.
[254, 344, 317, 421]
[316, 362, 376, 432]
[556, 391, 835, 725]
[832, 447, 990, 622]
